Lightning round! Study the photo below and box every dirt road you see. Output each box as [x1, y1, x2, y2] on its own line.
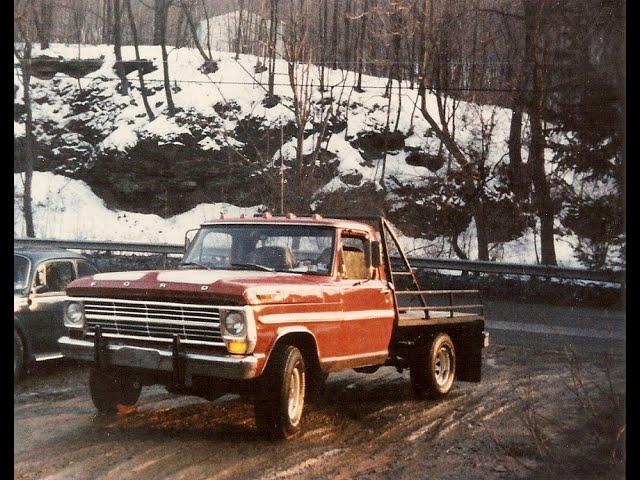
[14, 341, 624, 480]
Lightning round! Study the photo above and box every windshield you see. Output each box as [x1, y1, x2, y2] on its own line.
[183, 224, 336, 275]
[14, 255, 30, 290]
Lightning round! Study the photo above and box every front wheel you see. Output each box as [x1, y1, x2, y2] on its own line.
[89, 367, 142, 414]
[254, 345, 306, 440]
[410, 333, 456, 399]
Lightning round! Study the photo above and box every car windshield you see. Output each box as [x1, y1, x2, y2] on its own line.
[182, 224, 336, 275]
[14, 255, 30, 290]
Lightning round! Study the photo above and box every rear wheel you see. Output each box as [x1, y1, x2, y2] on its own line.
[89, 367, 142, 414]
[254, 345, 306, 439]
[410, 333, 456, 399]
[14, 329, 25, 381]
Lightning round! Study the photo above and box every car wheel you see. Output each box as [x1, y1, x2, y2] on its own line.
[410, 333, 456, 399]
[89, 367, 142, 414]
[14, 329, 25, 381]
[254, 344, 306, 440]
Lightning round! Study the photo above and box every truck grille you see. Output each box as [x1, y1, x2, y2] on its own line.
[82, 298, 225, 346]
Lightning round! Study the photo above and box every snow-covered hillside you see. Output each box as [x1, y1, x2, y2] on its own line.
[14, 172, 262, 243]
[13, 39, 620, 267]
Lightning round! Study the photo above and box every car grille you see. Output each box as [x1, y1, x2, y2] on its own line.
[82, 298, 225, 346]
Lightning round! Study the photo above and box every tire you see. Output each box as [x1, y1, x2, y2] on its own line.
[89, 367, 142, 414]
[14, 329, 25, 381]
[254, 345, 306, 440]
[410, 333, 456, 399]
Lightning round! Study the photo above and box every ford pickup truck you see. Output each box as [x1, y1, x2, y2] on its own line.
[59, 215, 489, 439]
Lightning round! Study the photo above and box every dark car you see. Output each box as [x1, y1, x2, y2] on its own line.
[14, 247, 99, 379]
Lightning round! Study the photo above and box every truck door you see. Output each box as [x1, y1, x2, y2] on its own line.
[337, 232, 395, 366]
[28, 260, 76, 355]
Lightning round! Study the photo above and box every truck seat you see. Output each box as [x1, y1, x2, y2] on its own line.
[245, 246, 295, 270]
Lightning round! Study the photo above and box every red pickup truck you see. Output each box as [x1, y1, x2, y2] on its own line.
[59, 215, 489, 439]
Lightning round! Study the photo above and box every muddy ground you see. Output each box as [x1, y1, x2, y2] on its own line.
[14, 341, 624, 480]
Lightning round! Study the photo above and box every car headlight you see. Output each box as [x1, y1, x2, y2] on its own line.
[64, 301, 85, 329]
[220, 308, 257, 355]
[223, 312, 246, 336]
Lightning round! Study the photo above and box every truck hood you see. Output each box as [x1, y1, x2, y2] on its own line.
[66, 269, 339, 305]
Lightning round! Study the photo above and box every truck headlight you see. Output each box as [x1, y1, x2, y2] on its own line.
[220, 308, 256, 355]
[223, 312, 246, 336]
[64, 301, 85, 328]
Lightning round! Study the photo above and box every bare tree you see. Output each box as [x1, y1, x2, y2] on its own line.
[113, 0, 129, 95]
[102, 0, 113, 44]
[32, 0, 53, 49]
[153, 0, 164, 45]
[179, 0, 211, 61]
[125, 0, 155, 120]
[235, 0, 245, 59]
[267, 0, 278, 98]
[158, 0, 176, 116]
[15, 0, 37, 238]
[523, 0, 556, 265]
[355, 0, 369, 92]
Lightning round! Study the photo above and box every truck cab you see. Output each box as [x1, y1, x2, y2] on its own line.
[59, 215, 488, 439]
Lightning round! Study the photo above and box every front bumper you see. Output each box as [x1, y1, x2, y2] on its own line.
[58, 336, 260, 381]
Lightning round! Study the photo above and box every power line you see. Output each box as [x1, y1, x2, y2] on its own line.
[12, 66, 589, 93]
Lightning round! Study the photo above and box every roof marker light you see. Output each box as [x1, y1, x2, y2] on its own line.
[311, 213, 323, 220]
[262, 212, 272, 219]
[286, 213, 296, 219]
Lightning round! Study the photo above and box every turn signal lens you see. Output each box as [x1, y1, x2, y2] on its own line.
[226, 340, 248, 354]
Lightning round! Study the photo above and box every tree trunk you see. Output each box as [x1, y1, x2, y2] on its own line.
[113, 0, 129, 95]
[319, 0, 327, 91]
[268, 0, 278, 97]
[355, 0, 368, 91]
[342, 0, 352, 68]
[21, 42, 36, 238]
[103, 0, 113, 44]
[235, 0, 245, 60]
[180, 1, 210, 61]
[508, 106, 527, 200]
[524, 0, 556, 265]
[331, 0, 338, 69]
[125, 0, 155, 121]
[159, 0, 176, 116]
[451, 232, 468, 260]
[153, 0, 164, 45]
[473, 200, 489, 260]
[38, 1, 53, 49]
[200, 0, 213, 60]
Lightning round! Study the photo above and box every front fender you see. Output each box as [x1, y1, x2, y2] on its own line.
[257, 326, 320, 377]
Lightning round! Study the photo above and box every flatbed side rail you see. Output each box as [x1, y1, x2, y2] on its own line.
[395, 289, 484, 319]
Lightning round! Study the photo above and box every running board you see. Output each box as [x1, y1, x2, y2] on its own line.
[34, 352, 64, 362]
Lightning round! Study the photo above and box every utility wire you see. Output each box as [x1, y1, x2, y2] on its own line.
[11, 66, 590, 93]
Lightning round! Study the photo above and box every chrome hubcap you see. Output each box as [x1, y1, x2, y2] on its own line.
[287, 362, 305, 426]
[434, 346, 451, 386]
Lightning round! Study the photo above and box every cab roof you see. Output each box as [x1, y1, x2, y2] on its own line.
[200, 215, 380, 233]
[14, 247, 87, 263]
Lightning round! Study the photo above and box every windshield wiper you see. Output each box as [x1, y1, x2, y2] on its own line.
[230, 263, 274, 272]
[180, 261, 210, 270]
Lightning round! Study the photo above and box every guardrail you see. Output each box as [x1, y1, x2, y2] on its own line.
[15, 237, 625, 284]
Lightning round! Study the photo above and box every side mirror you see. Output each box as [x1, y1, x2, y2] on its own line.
[184, 228, 199, 252]
[371, 241, 382, 268]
